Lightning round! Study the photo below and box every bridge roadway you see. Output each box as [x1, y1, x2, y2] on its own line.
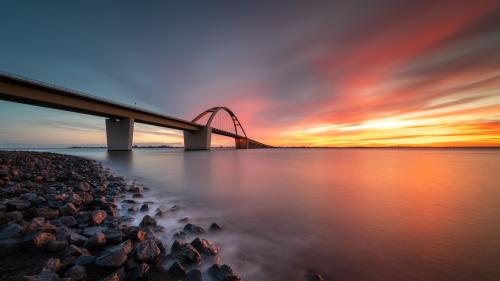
[0, 72, 271, 150]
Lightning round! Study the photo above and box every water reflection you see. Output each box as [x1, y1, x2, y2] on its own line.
[57, 148, 500, 281]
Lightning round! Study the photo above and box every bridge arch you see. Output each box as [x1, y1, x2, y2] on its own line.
[191, 106, 247, 138]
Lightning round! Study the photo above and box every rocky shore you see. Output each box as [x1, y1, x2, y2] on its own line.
[0, 151, 245, 281]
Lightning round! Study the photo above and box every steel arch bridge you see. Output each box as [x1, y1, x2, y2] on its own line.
[185, 106, 272, 150]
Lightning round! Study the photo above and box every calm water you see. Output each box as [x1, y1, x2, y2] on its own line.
[52, 148, 500, 281]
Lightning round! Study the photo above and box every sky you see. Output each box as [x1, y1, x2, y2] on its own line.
[1, 0, 500, 147]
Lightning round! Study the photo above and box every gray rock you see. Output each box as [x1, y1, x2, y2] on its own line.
[62, 203, 78, 215]
[47, 240, 68, 252]
[139, 215, 157, 227]
[75, 255, 96, 265]
[0, 223, 23, 239]
[208, 264, 234, 281]
[90, 210, 107, 225]
[134, 239, 160, 262]
[95, 240, 133, 267]
[128, 262, 150, 281]
[0, 237, 22, 255]
[6, 199, 31, 211]
[64, 244, 90, 257]
[70, 232, 88, 246]
[25, 272, 70, 281]
[168, 261, 187, 279]
[209, 222, 222, 232]
[191, 238, 219, 256]
[42, 258, 64, 273]
[36, 207, 60, 219]
[84, 232, 106, 251]
[82, 226, 106, 237]
[22, 232, 56, 251]
[173, 243, 202, 266]
[185, 269, 203, 281]
[128, 227, 146, 241]
[140, 203, 149, 212]
[99, 267, 126, 281]
[184, 223, 204, 235]
[64, 265, 87, 281]
[6, 211, 23, 222]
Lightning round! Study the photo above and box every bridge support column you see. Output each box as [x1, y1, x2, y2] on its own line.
[235, 138, 249, 149]
[106, 118, 134, 151]
[184, 126, 211, 150]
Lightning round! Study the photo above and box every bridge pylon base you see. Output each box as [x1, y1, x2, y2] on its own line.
[106, 118, 134, 151]
[184, 126, 211, 150]
[235, 138, 249, 149]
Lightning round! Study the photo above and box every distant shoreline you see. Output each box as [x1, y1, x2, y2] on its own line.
[0, 146, 499, 150]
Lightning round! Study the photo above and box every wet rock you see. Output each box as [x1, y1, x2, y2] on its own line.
[58, 216, 78, 227]
[128, 227, 146, 241]
[132, 193, 143, 198]
[75, 255, 96, 266]
[78, 181, 91, 192]
[70, 232, 88, 246]
[0, 237, 22, 255]
[95, 240, 133, 267]
[184, 269, 203, 281]
[168, 261, 187, 279]
[104, 228, 123, 244]
[62, 203, 78, 215]
[224, 276, 243, 281]
[64, 244, 90, 257]
[128, 262, 150, 281]
[139, 215, 157, 227]
[173, 231, 187, 240]
[42, 258, 64, 273]
[134, 239, 161, 262]
[170, 205, 180, 212]
[64, 265, 87, 281]
[191, 238, 219, 256]
[36, 207, 60, 219]
[208, 264, 234, 281]
[122, 199, 138, 204]
[154, 225, 165, 233]
[5, 211, 24, 223]
[90, 210, 107, 225]
[25, 272, 70, 281]
[47, 240, 68, 252]
[84, 232, 106, 251]
[22, 232, 56, 251]
[128, 206, 138, 212]
[99, 267, 126, 281]
[184, 223, 204, 235]
[209, 222, 222, 232]
[6, 199, 31, 211]
[173, 243, 202, 266]
[82, 226, 106, 237]
[25, 217, 56, 234]
[0, 223, 23, 239]
[178, 217, 189, 223]
[140, 203, 149, 212]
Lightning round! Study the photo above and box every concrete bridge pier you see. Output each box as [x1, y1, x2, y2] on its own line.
[235, 138, 249, 149]
[184, 126, 211, 150]
[106, 118, 134, 151]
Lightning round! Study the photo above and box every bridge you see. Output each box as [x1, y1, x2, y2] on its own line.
[0, 72, 272, 150]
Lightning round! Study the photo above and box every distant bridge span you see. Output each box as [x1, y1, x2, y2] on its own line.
[0, 72, 272, 150]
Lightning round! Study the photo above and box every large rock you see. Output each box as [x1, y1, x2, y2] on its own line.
[90, 210, 107, 225]
[184, 269, 203, 281]
[95, 240, 133, 267]
[173, 243, 202, 266]
[134, 239, 160, 262]
[64, 265, 87, 281]
[64, 244, 90, 257]
[207, 264, 234, 281]
[139, 215, 157, 227]
[42, 258, 64, 273]
[84, 232, 106, 251]
[0, 223, 23, 239]
[128, 262, 150, 281]
[168, 262, 186, 279]
[75, 255, 96, 266]
[6, 199, 31, 211]
[22, 232, 56, 251]
[82, 226, 106, 237]
[183, 223, 204, 235]
[128, 227, 146, 241]
[69, 233, 88, 246]
[191, 238, 219, 256]
[47, 240, 68, 252]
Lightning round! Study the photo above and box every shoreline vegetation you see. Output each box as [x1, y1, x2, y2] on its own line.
[0, 151, 274, 281]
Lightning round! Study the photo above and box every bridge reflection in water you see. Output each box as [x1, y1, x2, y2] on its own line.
[0, 72, 272, 151]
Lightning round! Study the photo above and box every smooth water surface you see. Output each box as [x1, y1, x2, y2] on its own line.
[55, 148, 500, 281]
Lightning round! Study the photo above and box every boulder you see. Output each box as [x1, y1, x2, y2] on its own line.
[168, 262, 187, 279]
[64, 265, 87, 281]
[173, 243, 202, 266]
[134, 239, 160, 262]
[191, 238, 219, 256]
[209, 222, 222, 232]
[139, 215, 157, 227]
[128, 262, 150, 281]
[69, 232, 88, 246]
[95, 240, 133, 267]
[90, 210, 107, 225]
[128, 227, 146, 241]
[22, 232, 56, 251]
[185, 269, 203, 281]
[84, 232, 106, 251]
[64, 244, 90, 257]
[75, 255, 96, 266]
[42, 258, 64, 273]
[140, 203, 149, 212]
[0, 223, 23, 239]
[208, 264, 234, 281]
[6, 199, 31, 211]
[183, 223, 204, 235]
[47, 240, 68, 252]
